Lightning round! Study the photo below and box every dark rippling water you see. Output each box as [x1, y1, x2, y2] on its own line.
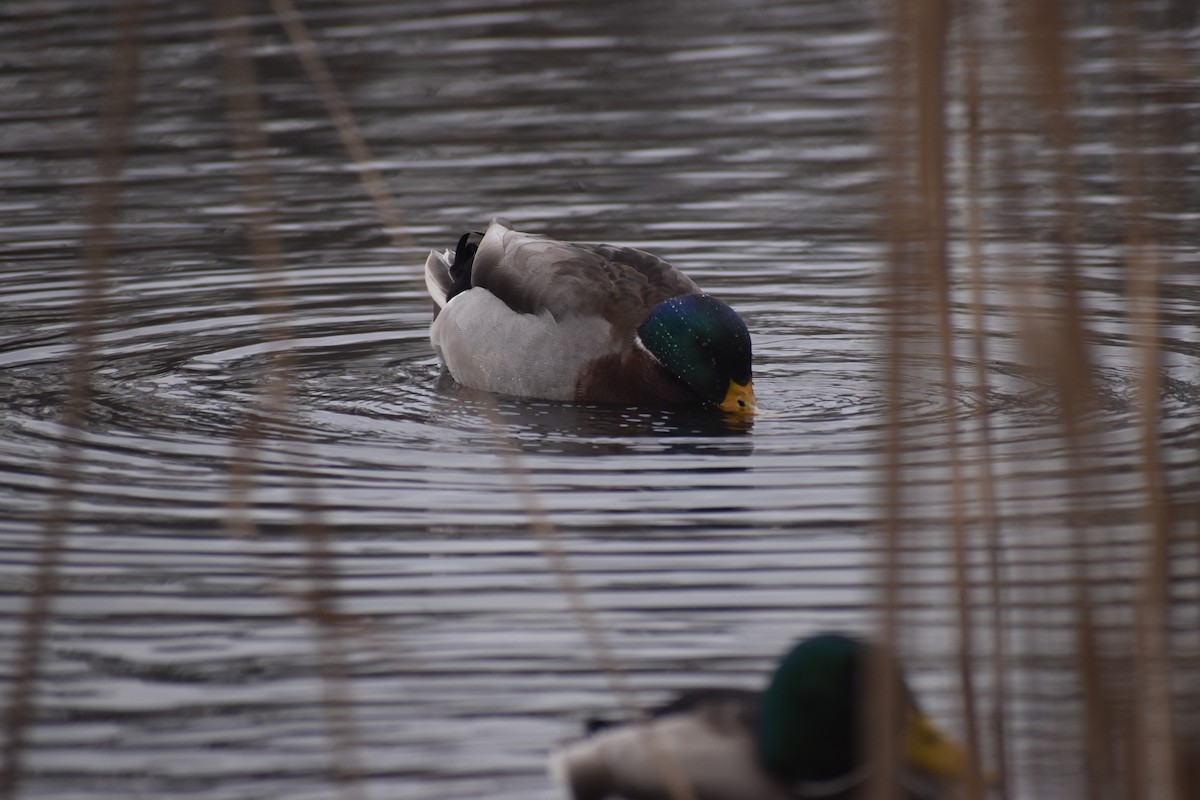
[1, 1, 1197, 798]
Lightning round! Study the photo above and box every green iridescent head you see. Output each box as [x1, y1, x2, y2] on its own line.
[757, 634, 865, 782]
[636, 294, 755, 412]
[755, 634, 969, 787]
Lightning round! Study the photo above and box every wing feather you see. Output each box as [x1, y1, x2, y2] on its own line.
[470, 220, 700, 331]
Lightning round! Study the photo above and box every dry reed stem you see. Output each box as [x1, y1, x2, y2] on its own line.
[912, 2, 986, 797]
[1113, 5, 1180, 797]
[267, 0, 413, 253]
[483, 403, 699, 800]
[0, 2, 141, 796]
[1015, 2, 1120, 797]
[958, 0, 1010, 793]
[875, 0, 915, 794]
[257, 4, 693, 797]
[213, 3, 365, 797]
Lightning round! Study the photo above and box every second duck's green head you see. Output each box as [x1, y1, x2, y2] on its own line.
[636, 294, 755, 413]
[756, 633, 968, 787]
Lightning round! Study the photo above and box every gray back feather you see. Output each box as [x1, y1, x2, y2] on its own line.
[471, 220, 700, 330]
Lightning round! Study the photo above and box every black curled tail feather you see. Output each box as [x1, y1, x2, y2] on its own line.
[446, 231, 482, 303]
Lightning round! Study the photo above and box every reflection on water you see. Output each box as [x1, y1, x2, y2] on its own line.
[0, 0, 1197, 798]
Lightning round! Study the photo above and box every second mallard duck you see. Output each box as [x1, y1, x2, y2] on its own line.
[550, 633, 969, 800]
[424, 220, 755, 412]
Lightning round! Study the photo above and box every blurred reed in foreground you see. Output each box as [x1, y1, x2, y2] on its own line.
[878, 1, 1196, 798]
[0, 2, 141, 796]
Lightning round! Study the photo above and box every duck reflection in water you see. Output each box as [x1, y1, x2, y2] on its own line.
[431, 381, 755, 458]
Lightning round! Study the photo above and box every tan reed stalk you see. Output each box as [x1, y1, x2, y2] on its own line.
[875, 0, 918, 795]
[911, 2, 987, 797]
[1113, 4, 1180, 797]
[213, 3, 366, 797]
[258, 5, 703, 798]
[267, 0, 413, 252]
[482, 403, 699, 800]
[0, 2, 141, 797]
[959, 0, 1010, 793]
[1014, 3, 1120, 797]
[880, 0, 997, 795]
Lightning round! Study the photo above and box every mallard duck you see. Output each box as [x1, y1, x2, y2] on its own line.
[424, 220, 755, 412]
[549, 633, 969, 800]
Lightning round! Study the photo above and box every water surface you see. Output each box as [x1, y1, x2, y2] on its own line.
[1, 1, 1197, 798]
